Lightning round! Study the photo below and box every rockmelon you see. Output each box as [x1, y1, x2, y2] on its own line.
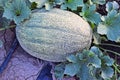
[16, 8, 92, 62]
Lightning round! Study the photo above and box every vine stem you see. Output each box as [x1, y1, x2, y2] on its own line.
[113, 64, 120, 74]
[100, 43, 120, 48]
[0, 25, 16, 31]
[99, 47, 120, 56]
[88, 0, 93, 5]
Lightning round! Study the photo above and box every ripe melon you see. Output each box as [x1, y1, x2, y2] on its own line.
[16, 8, 92, 62]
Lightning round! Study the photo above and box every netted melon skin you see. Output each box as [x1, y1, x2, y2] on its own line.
[16, 8, 92, 62]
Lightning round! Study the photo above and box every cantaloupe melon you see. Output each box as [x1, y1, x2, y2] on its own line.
[16, 8, 92, 62]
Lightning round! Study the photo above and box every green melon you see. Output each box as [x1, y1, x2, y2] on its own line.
[16, 8, 92, 62]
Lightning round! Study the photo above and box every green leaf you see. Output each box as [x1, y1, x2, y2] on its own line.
[97, 10, 120, 42]
[66, 54, 78, 63]
[90, 46, 103, 57]
[88, 55, 101, 68]
[0, 0, 9, 7]
[77, 63, 89, 80]
[91, 0, 105, 5]
[0, 17, 11, 29]
[101, 66, 114, 79]
[118, 77, 120, 80]
[106, 1, 119, 12]
[101, 56, 114, 66]
[77, 63, 96, 80]
[77, 53, 83, 60]
[64, 63, 80, 76]
[61, 0, 83, 10]
[3, 0, 31, 24]
[30, 2, 37, 10]
[61, 4, 67, 10]
[80, 4, 101, 24]
[54, 63, 65, 79]
[55, 0, 64, 5]
[29, 0, 48, 8]
[81, 50, 92, 59]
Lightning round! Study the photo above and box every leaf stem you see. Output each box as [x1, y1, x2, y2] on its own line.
[88, 0, 93, 5]
[99, 47, 120, 56]
[113, 64, 120, 74]
[100, 43, 120, 48]
[0, 25, 16, 31]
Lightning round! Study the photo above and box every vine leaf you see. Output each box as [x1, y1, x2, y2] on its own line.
[66, 54, 78, 63]
[106, 1, 119, 12]
[54, 63, 65, 79]
[54, 47, 114, 79]
[97, 10, 120, 42]
[55, 0, 65, 5]
[0, 0, 9, 7]
[64, 63, 80, 76]
[77, 63, 96, 80]
[80, 4, 101, 24]
[90, 46, 103, 57]
[101, 66, 114, 79]
[101, 56, 114, 66]
[61, 0, 83, 10]
[91, 0, 105, 5]
[88, 54, 101, 68]
[3, 0, 31, 24]
[29, 0, 48, 8]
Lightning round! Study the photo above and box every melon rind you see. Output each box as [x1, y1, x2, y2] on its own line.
[16, 8, 92, 62]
